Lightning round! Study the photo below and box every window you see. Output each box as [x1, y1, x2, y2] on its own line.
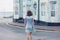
[41, 2, 46, 16]
[51, 11, 55, 17]
[51, 4, 55, 10]
[15, 6, 19, 15]
[15, 8, 18, 15]
[50, 1, 57, 17]
[15, 10, 18, 15]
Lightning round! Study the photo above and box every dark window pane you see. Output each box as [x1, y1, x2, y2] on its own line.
[50, 1, 57, 4]
[51, 11, 55, 17]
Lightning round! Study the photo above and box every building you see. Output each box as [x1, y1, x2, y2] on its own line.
[40, 0, 60, 26]
[13, 0, 60, 26]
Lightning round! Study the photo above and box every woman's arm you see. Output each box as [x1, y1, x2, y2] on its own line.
[32, 18, 34, 25]
[24, 18, 27, 26]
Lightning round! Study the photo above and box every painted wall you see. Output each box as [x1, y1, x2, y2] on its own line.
[58, 0, 60, 22]
[40, 0, 49, 22]
[49, 0, 58, 23]
[40, 0, 60, 23]
[33, 0, 38, 20]
[23, 0, 34, 19]
[14, 0, 60, 23]
[13, 0, 20, 19]
[19, 0, 23, 18]
[13, 0, 23, 19]
[23, 0, 39, 20]
[23, 0, 27, 18]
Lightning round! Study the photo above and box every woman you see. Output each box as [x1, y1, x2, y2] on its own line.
[24, 10, 35, 40]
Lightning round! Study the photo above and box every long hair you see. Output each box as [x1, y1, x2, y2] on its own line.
[27, 10, 33, 16]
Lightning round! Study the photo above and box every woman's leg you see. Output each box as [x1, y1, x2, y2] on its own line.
[27, 33, 29, 40]
[29, 32, 32, 40]
[27, 32, 32, 40]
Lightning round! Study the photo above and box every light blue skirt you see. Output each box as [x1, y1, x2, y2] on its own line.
[25, 27, 33, 33]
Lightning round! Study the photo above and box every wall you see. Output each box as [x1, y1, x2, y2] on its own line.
[40, 0, 49, 22]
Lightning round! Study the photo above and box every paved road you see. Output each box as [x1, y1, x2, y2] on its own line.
[0, 23, 60, 40]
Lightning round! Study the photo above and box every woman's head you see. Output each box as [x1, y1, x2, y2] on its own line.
[27, 10, 33, 16]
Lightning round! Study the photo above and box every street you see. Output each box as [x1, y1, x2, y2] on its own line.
[0, 23, 60, 40]
[0, 0, 60, 40]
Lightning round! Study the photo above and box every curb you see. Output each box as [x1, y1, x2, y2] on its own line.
[8, 22, 58, 32]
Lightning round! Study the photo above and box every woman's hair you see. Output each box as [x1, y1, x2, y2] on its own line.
[27, 10, 33, 16]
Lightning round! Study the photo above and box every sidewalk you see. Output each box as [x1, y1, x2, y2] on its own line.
[8, 22, 60, 31]
[0, 17, 60, 31]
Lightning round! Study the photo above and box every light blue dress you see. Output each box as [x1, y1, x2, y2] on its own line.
[25, 16, 35, 33]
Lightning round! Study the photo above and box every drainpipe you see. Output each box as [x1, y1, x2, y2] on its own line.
[38, 0, 40, 23]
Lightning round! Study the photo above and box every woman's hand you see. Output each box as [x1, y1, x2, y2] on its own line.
[24, 18, 26, 26]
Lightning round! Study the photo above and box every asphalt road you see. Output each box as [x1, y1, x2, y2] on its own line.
[0, 23, 60, 40]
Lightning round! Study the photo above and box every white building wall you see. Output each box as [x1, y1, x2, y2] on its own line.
[14, 0, 23, 19]
[14, 0, 60, 23]
[23, 0, 27, 18]
[40, 0, 60, 23]
[58, 0, 60, 22]
[23, 0, 35, 19]
[13, 0, 20, 19]
[50, 0, 59, 23]
[23, 0, 39, 20]
[19, 0, 23, 18]
[49, 0, 59, 23]
[33, 0, 38, 20]
[40, 0, 49, 22]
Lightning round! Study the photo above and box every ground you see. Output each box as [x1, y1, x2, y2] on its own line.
[0, 23, 60, 40]
[0, 17, 60, 40]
